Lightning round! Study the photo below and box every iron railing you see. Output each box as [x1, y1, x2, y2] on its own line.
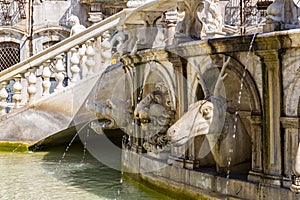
[224, 0, 274, 34]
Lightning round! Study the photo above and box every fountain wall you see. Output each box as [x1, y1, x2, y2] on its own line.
[120, 29, 300, 198]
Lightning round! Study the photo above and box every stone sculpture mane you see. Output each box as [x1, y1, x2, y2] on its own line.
[134, 82, 175, 153]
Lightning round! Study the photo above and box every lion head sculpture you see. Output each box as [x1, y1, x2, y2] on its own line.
[134, 82, 175, 153]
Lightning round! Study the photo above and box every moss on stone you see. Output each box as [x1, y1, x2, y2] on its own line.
[0, 142, 30, 152]
[124, 172, 218, 200]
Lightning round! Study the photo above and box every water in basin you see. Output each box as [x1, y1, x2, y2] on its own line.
[0, 144, 172, 200]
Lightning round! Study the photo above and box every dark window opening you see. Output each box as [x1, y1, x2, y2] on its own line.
[0, 42, 20, 71]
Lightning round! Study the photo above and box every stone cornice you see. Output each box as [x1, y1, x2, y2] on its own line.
[121, 28, 300, 67]
[280, 117, 300, 129]
[166, 29, 300, 57]
[121, 49, 169, 67]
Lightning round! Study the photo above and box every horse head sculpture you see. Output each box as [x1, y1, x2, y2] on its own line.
[167, 57, 251, 172]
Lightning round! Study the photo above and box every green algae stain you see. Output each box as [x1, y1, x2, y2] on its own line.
[0, 142, 30, 152]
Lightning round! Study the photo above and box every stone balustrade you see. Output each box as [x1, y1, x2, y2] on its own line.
[0, 0, 184, 117]
[0, 9, 134, 116]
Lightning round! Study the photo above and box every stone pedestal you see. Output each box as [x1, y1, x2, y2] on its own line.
[202, 31, 226, 39]
[147, 151, 170, 160]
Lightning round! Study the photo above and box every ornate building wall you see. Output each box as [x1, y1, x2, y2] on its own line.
[0, 0, 126, 71]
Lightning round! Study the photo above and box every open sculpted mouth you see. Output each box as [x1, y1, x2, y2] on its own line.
[90, 117, 115, 131]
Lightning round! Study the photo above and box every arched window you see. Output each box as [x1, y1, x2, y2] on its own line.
[0, 42, 20, 71]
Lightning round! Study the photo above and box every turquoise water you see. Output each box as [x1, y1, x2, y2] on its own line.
[0, 145, 172, 200]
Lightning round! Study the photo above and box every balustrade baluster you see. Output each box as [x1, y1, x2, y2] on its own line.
[70, 46, 81, 84]
[78, 43, 87, 78]
[0, 81, 8, 114]
[54, 55, 66, 92]
[27, 67, 37, 103]
[42, 60, 52, 96]
[13, 74, 23, 109]
[85, 39, 96, 77]
[101, 32, 113, 68]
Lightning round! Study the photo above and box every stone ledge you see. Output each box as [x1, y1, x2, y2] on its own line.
[122, 149, 298, 199]
[0, 141, 30, 152]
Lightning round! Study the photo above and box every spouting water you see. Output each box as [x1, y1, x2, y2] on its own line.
[80, 128, 90, 164]
[54, 121, 91, 172]
[225, 29, 259, 198]
[54, 131, 79, 172]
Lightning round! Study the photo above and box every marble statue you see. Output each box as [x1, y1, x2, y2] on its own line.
[291, 143, 300, 192]
[174, 1, 203, 41]
[68, 15, 87, 36]
[167, 57, 251, 172]
[200, 0, 224, 37]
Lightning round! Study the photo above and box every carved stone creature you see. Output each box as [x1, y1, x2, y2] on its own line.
[86, 98, 133, 134]
[134, 82, 175, 153]
[167, 57, 252, 172]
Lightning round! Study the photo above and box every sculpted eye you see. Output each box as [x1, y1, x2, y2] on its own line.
[203, 108, 210, 115]
[106, 100, 112, 109]
[200, 106, 212, 119]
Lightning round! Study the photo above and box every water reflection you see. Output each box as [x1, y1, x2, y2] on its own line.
[0, 144, 172, 200]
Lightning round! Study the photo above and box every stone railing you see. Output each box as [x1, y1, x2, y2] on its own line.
[0, 8, 135, 116]
[0, 0, 259, 116]
[0, 0, 182, 118]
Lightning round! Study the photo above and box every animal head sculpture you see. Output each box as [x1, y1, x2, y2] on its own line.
[134, 82, 175, 153]
[134, 82, 175, 133]
[167, 57, 230, 147]
[86, 98, 133, 133]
